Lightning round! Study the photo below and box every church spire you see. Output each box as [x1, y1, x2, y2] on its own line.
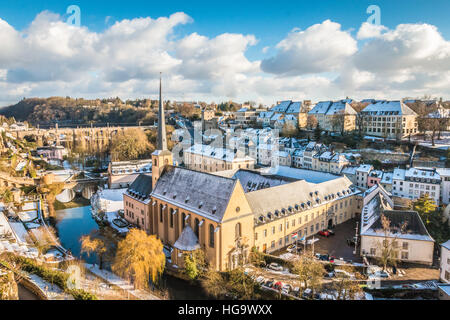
[157, 72, 167, 151]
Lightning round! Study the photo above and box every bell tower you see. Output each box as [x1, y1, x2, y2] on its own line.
[152, 73, 173, 189]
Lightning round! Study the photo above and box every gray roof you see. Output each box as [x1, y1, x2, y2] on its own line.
[364, 210, 434, 242]
[173, 226, 201, 251]
[308, 101, 357, 116]
[246, 176, 357, 220]
[361, 100, 417, 116]
[127, 174, 153, 197]
[442, 240, 450, 250]
[151, 166, 237, 222]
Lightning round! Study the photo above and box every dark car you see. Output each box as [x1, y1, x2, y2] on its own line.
[347, 238, 355, 246]
[265, 280, 274, 288]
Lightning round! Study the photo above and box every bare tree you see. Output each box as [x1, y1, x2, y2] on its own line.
[375, 214, 407, 271]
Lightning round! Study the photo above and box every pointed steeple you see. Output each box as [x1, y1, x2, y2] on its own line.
[157, 72, 167, 150]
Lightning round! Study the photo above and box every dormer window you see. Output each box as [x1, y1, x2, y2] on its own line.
[163, 189, 167, 195]
[212, 206, 217, 214]
[185, 196, 190, 203]
[199, 202, 203, 209]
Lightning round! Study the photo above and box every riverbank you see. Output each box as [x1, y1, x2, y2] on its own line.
[54, 197, 91, 211]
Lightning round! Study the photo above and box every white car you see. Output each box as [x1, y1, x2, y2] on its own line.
[334, 269, 355, 279]
[268, 262, 284, 271]
[255, 276, 265, 284]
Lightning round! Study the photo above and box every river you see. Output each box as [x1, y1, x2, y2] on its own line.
[54, 205, 208, 300]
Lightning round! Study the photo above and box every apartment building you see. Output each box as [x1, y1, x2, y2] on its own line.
[107, 159, 152, 189]
[392, 168, 441, 205]
[441, 240, 450, 283]
[361, 101, 418, 139]
[436, 168, 450, 205]
[184, 144, 256, 173]
[308, 100, 357, 132]
[355, 164, 373, 189]
[312, 151, 349, 174]
[360, 185, 434, 265]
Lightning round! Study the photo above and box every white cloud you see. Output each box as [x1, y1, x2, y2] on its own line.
[0, 12, 449, 107]
[356, 22, 387, 39]
[261, 20, 357, 75]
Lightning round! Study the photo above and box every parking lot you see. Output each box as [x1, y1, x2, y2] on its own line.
[313, 218, 363, 263]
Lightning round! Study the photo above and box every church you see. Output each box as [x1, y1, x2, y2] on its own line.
[123, 77, 362, 272]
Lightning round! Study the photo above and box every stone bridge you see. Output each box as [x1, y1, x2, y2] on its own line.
[14, 125, 155, 147]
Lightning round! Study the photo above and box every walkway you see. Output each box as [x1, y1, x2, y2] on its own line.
[85, 263, 161, 300]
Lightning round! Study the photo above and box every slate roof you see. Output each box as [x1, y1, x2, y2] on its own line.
[308, 101, 357, 116]
[151, 166, 237, 223]
[442, 240, 450, 250]
[173, 226, 201, 251]
[247, 176, 357, 221]
[361, 100, 417, 116]
[363, 210, 434, 242]
[127, 174, 153, 198]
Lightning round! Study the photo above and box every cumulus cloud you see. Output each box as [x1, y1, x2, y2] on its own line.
[261, 20, 357, 75]
[356, 22, 387, 39]
[0, 12, 449, 106]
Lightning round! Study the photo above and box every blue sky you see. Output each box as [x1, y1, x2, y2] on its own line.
[0, 0, 449, 105]
[2, 0, 449, 60]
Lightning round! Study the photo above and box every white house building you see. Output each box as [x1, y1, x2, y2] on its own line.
[392, 168, 441, 206]
[441, 240, 450, 283]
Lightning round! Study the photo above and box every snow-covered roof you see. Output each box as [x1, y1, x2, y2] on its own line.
[442, 240, 450, 250]
[380, 172, 393, 184]
[341, 166, 358, 175]
[361, 210, 434, 242]
[357, 164, 373, 173]
[362, 100, 417, 116]
[173, 226, 201, 251]
[152, 166, 237, 223]
[308, 101, 357, 116]
[258, 111, 274, 119]
[286, 101, 302, 114]
[186, 144, 255, 163]
[393, 168, 406, 180]
[271, 101, 292, 113]
[264, 166, 342, 184]
[405, 168, 440, 182]
[436, 168, 450, 177]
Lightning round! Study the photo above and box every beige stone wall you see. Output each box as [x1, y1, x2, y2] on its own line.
[360, 235, 434, 265]
[184, 151, 255, 173]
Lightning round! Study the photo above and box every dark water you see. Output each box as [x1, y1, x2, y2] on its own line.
[54, 205, 207, 299]
[55, 206, 99, 264]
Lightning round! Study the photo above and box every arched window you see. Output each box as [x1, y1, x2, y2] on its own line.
[194, 218, 199, 238]
[170, 208, 174, 228]
[209, 224, 215, 248]
[182, 213, 186, 228]
[159, 204, 163, 223]
[235, 222, 241, 240]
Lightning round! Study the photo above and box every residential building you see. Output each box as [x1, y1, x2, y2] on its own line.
[312, 151, 349, 174]
[107, 159, 152, 189]
[356, 164, 373, 189]
[440, 240, 450, 283]
[184, 144, 256, 173]
[235, 108, 258, 127]
[361, 101, 418, 139]
[360, 185, 435, 265]
[436, 168, 450, 205]
[308, 100, 357, 132]
[341, 166, 358, 185]
[380, 171, 393, 192]
[392, 168, 441, 206]
[367, 170, 383, 188]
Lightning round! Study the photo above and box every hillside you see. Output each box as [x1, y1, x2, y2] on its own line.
[0, 97, 158, 125]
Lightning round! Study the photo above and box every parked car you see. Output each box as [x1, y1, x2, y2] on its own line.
[256, 276, 265, 284]
[292, 286, 300, 296]
[273, 281, 283, 290]
[328, 255, 336, 263]
[318, 230, 330, 237]
[324, 271, 335, 278]
[302, 288, 312, 299]
[327, 229, 335, 236]
[264, 280, 274, 287]
[287, 244, 296, 253]
[268, 262, 284, 271]
[347, 238, 355, 246]
[334, 269, 355, 279]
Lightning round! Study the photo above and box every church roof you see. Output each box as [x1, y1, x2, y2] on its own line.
[173, 225, 201, 251]
[151, 166, 237, 223]
[127, 174, 153, 197]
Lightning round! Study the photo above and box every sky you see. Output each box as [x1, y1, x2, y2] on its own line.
[0, 0, 449, 106]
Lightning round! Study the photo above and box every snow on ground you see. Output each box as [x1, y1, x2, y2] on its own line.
[9, 222, 31, 244]
[22, 202, 37, 211]
[93, 188, 126, 212]
[105, 211, 129, 234]
[27, 273, 73, 300]
[84, 264, 160, 300]
[18, 210, 38, 222]
[264, 166, 340, 183]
